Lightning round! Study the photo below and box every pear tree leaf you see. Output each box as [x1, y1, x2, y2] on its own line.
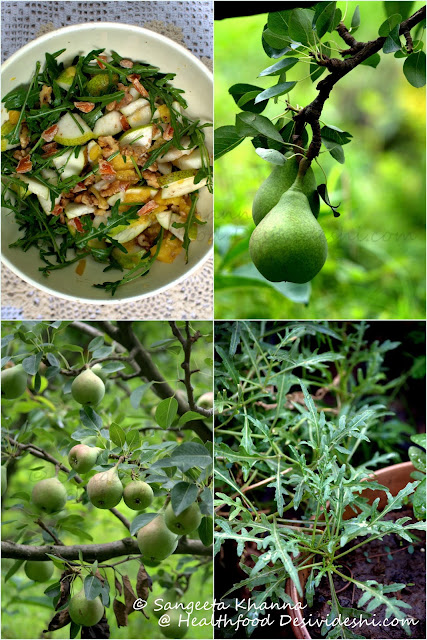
[321, 125, 353, 145]
[255, 148, 287, 165]
[214, 125, 245, 160]
[235, 112, 285, 144]
[317, 184, 342, 217]
[254, 81, 297, 104]
[259, 57, 298, 77]
[110, 422, 126, 448]
[378, 13, 401, 36]
[312, 2, 338, 39]
[198, 516, 214, 546]
[263, 28, 292, 50]
[382, 25, 402, 54]
[178, 410, 205, 425]
[384, 1, 414, 20]
[310, 64, 326, 82]
[262, 23, 292, 58]
[155, 397, 178, 428]
[171, 481, 198, 515]
[361, 53, 381, 68]
[229, 83, 265, 114]
[351, 5, 361, 33]
[267, 10, 293, 39]
[289, 9, 316, 46]
[322, 137, 345, 163]
[403, 51, 426, 87]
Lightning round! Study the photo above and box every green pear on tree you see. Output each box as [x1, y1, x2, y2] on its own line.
[68, 587, 104, 627]
[24, 560, 54, 582]
[71, 369, 105, 406]
[32, 477, 67, 513]
[164, 502, 202, 535]
[123, 480, 154, 510]
[1, 364, 27, 399]
[137, 514, 178, 562]
[87, 465, 123, 509]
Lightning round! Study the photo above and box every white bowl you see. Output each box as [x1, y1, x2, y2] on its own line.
[1, 22, 213, 304]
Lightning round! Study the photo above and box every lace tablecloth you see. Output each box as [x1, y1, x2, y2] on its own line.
[1, 1, 213, 320]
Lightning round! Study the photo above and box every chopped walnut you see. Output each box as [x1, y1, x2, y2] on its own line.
[142, 170, 161, 188]
[105, 100, 117, 112]
[19, 123, 30, 149]
[39, 85, 52, 106]
[98, 135, 120, 158]
[100, 180, 130, 197]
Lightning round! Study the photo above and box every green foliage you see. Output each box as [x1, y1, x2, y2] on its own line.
[1, 321, 213, 638]
[214, 2, 426, 317]
[214, 320, 425, 637]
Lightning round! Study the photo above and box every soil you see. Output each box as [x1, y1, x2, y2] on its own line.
[305, 508, 426, 639]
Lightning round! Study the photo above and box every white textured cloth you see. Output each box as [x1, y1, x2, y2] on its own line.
[1, 0, 213, 320]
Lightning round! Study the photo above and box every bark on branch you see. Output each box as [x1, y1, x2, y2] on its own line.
[1, 537, 212, 562]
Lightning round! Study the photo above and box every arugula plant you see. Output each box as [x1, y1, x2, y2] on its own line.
[214, 321, 426, 638]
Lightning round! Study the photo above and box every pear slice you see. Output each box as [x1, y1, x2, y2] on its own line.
[54, 113, 94, 146]
[108, 216, 152, 244]
[158, 169, 207, 198]
[52, 147, 85, 179]
[157, 136, 194, 162]
[112, 244, 145, 269]
[1, 121, 20, 151]
[120, 98, 149, 117]
[156, 211, 185, 241]
[119, 125, 152, 149]
[93, 111, 123, 137]
[38, 193, 61, 215]
[14, 175, 49, 201]
[40, 168, 59, 184]
[56, 66, 76, 91]
[127, 107, 152, 128]
[65, 202, 95, 219]
[173, 148, 202, 171]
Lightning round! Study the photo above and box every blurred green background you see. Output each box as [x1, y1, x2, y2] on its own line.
[214, 1, 426, 319]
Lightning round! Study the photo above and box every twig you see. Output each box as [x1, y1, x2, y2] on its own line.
[1, 537, 212, 561]
[35, 519, 64, 546]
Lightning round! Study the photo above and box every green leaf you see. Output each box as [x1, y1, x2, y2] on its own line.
[259, 57, 299, 77]
[310, 64, 326, 82]
[125, 429, 141, 449]
[413, 478, 426, 520]
[289, 8, 316, 46]
[262, 23, 292, 58]
[312, 2, 338, 39]
[255, 148, 287, 165]
[215, 345, 240, 385]
[267, 10, 293, 38]
[403, 51, 426, 87]
[321, 125, 353, 145]
[235, 112, 284, 144]
[361, 53, 381, 68]
[229, 83, 265, 114]
[254, 81, 296, 104]
[411, 433, 426, 448]
[351, 5, 361, 32]
[4, 559, 24, 582]
[155, 397, 178, 428]
[408, 445, 426, 472]
[384, 1, 414, 21]
[178, 411, 204, 425]
[171, 481, 198, 515]
[22, 353, 43, 376]
[383, 24, 402, 54]
[198, 516, 214, 546]
[214, 125, 245, 160]
[378, 13, 401, 36]
[109, 422, 126, 448]
[263, 27, 292, 50]
[322, 137, 345, 163]
[216, 265, 312, 304]
[130, 383, 152, 409]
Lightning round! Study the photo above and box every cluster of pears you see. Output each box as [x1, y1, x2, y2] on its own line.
[250, 155, 328, 284]
[137, 502, 202, 564]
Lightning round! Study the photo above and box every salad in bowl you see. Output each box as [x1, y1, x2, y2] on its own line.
[1, 47, 212, 296]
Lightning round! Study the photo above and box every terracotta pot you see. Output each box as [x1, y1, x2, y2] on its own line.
[285, 461, 416, 640]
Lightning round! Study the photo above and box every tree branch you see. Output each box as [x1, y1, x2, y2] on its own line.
[1, 537, 212, 562]
[169, 321, 213, 419]
[100, 321, 212, 442]
[294, 6, 426, 162]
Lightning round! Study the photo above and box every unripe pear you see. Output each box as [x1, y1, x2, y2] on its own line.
[68, 444, 102, 474]
[137, 514, 178, 562]
[123, 480, 153, 510]
[87, 466, 123, 509]
[1, 364, 27, 399]
[252, 155, 320, 225]
[161, 608, 188, 639]
[250, 173, 327, 284]
[32, 477, 67, 513]
[68, 587, 104, 627]
[71, 369, 105, 406]
[164, 502, 202, 535]
[197, 391, 214, 409]
[91, 363, 108, 383]
[24, 560, 54, 582]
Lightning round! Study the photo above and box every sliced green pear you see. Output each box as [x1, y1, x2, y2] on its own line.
[129, 87, 140, 100]
[57, 66, 76, 91]
[54, 113, 94, 146]
[93, 111, 123, 137]
[127, 107, 152, 128]
[157, 162, 172, 175]
[52, 147, 85, 179]
[112, 244, 145, 269]
[158, 136, 194, 162]
[119, 125, 152, 149]
[108, 217, 152, 244]
[41, 168, 59, 184]
[156, 211, 185, 241]
[107, 192, 124, 207]
[173, 148, 202, 171]
[65, 202, 95, 219]
[14, 175, 50, 201]
[38, 194, 61, 215]
[86, 73, 119, 96]
[159, 170, 207, 198]
[1, 121, 20, 151]
[120, 98, 149, 117]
